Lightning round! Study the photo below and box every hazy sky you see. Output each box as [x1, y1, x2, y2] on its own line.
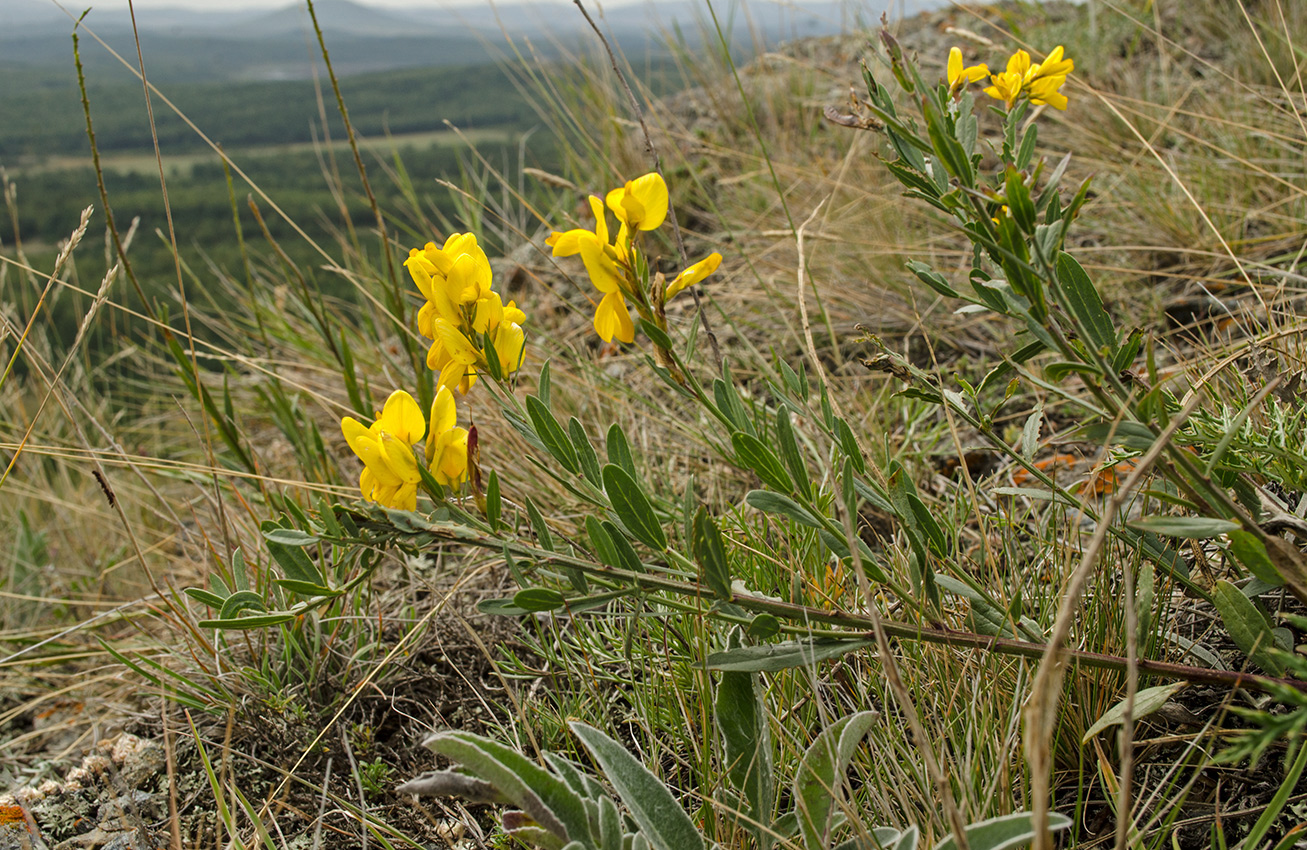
[66, 0, 648, 9]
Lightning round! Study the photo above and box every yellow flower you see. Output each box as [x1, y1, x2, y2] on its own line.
[984, 46, 1073, 110]
[404, 233, 493, 326]
[605, 172, 668, 232]
[426, 386, 469, 488]
[665, 252, 723, 301]
[946, 47, 989, 95]
[548, 195, 637, 343]
[428, 318, 481, 395]
[1032, 45, 1073, 80]
[1027, 74, 1069, 110]
[983, 71, 1024, 109]
[409, 231, 527, 388]
[341, 390, 425, 511]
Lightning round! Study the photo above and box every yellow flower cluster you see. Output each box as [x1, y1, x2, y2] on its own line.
[342, 231, 526, 510]
[341, 388, 469, 511]
[404, 233, 526, 394]
[947, 45, 1073, 111]
[546, 172, 722, 343]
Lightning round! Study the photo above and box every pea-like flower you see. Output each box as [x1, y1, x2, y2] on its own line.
[984, 46, 1073, 110]
[606, 172, 668, 232]
[946, 47, 989, 96]
[665, 252, 723, 302]
[547, 195, 636, 343]
[405, 232, 527, 392]
[546, 171, 723, 356]
[341, 390, 425, 511]
[426, 386, 469, 488]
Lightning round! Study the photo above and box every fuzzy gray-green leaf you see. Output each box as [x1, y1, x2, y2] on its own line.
[569, 722, 703, 850]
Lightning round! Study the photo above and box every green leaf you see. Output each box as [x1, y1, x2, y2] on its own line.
[606, 424, 637, 479]
[1129, 516, 1240, 539]
[263, 528, 319, 546]
[1020, 405, 1042, 460]
[527, 395, 580, 474]
[602, 465, 667, 551]
[692, 507, 732, 600]
[526, 496, 554, 552]
[1004, 166, 1036, 234]
[486, 470, 503, 531]
[715, 638, 773, 847]
[569, 418, 602, 483]
[906, 261, 960, 298]
[731, 432, 793, 494]
[1081, 683, 1186, 744]
[639, 318, 674, 351]
[833, 418, 865, 474]
[707, 638, 873, 673]
[199, 612, 297, 630]
[745, 490, 822, 529]
[775, 408, 812, 500]
[746, 614, 781, 640]
[569, 722, 705, 850]
[477, 597, 530, 617]
[266, 537, 324, 587]
[1228, 530, 1284, 586]
[1213, 579, 1284, 676]
[425, 731, 593, 847]
[794, 711, 879, 850]
[1081, 421, 1156, 451]
[273, 579, 340, 598]
[185, 588, 227, 609]
[602, 520, 646, 573]
[587, 516, 621, 568]
[931, 812, 1071, 850]
[514, 588, 567, 612]
[219, 590, 266, 620]
[1054, 253, 1116, 354]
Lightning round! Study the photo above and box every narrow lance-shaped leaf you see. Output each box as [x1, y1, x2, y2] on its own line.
[1054, 252, 1116, 355]
[569, 723, 704, 850]
[603, 464, 667, 551]
[692, 506, 732, 599]
[793, 711, 879, 850]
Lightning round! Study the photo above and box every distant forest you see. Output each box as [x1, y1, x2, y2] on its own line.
[0, 63, 537, 159]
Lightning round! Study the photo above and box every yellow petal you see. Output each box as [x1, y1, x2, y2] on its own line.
[377, 390, 425, 446]
[588, 195, 609, 245]
[548, 229, 588, 257]
[380, 432, 421, 484]
[432, 319, 479, 364]
[494, 321, 526, 375]
[666, 252, 722, 301]
[947, 47, 963, 86]
[393, 483, 418, 512]
[626, 173, 668, 231]
[579, 235, 622, 293]
[471, 291, 504, 334]
[1007, 49, 1031, 79]
[432, 427, 469, 487]
[594, 290, 634, 343]
[341, 416, 371, 452]
[437, 358, 470, 395]
[503, 299, 527, 327]
[404, 249, 436, 302]
[430, 386, 457, 437]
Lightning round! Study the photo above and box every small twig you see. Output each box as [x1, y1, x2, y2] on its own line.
[571, 0, 723, 369]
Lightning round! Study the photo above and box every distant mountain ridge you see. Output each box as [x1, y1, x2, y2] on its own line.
[0, 0, 930, 85]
